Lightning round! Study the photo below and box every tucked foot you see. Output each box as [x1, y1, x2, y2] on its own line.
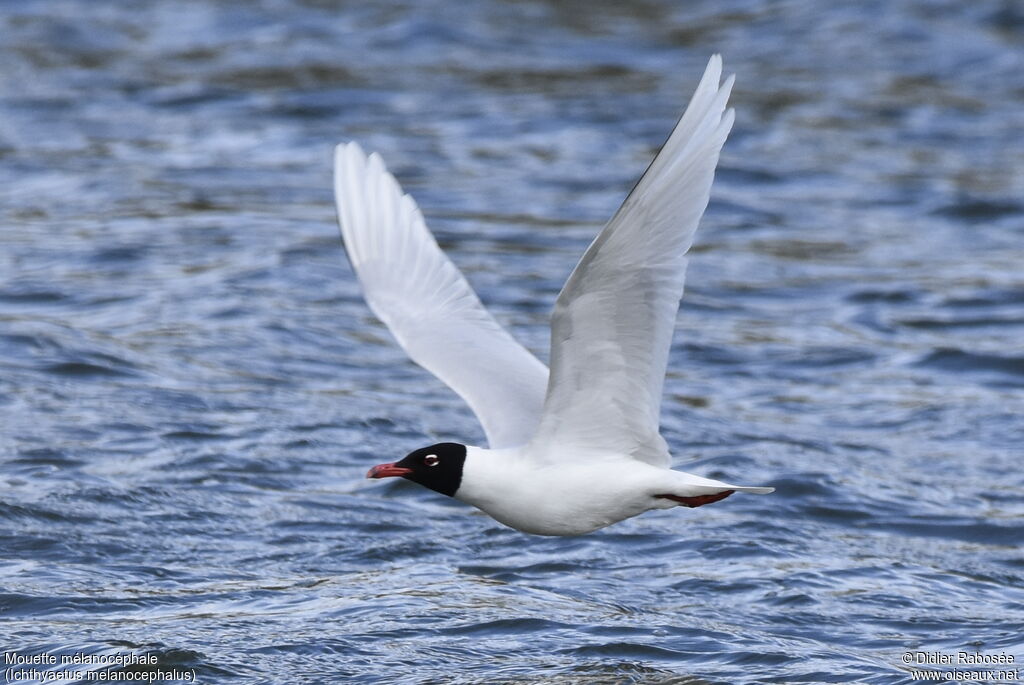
[656, 490, 735, 508]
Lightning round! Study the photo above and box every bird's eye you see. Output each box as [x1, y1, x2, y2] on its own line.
[423, 454, 439, 467]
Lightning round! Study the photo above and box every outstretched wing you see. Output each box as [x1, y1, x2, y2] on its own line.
[529, 56, 735, 466]
[334, 143, 548, 449]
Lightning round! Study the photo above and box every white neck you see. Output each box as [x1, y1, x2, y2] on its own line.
[453, 445, 523, 507]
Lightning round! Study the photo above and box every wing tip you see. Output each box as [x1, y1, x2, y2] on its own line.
[721, 71, 736, 94]
[720, 106, 736, 134]
[703, 55, 737, 97]
[704, 53, 723, 84]
[334, 141, 369, 175]
[335, 140, 365, 155]
[336, 141, 394, 185]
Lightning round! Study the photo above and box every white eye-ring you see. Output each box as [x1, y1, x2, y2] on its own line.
[423, 454, 439, 467]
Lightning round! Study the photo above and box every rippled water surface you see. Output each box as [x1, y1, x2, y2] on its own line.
[2, 1, 1023, 683]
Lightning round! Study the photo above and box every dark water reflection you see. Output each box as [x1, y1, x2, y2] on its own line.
[2, 0, 1023, 683]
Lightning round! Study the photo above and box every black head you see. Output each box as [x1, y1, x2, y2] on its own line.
[366, 442, 466, 497]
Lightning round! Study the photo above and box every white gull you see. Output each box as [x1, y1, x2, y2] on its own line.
[333, 55, 773, 536]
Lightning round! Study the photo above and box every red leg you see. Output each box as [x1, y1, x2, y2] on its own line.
[655, 490, 735, 508]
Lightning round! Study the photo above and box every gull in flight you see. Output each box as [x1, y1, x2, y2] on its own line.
[333, 56, 773, 536]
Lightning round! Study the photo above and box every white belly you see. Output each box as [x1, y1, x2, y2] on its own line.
[455, 456, 670, 536]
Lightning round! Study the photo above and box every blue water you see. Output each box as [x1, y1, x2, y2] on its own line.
[2, 1, 1023, 683]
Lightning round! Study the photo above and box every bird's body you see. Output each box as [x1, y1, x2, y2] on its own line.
[457, 447, 763, 536]
[459, 448, 675, 536]
[335, 55, 774, 536]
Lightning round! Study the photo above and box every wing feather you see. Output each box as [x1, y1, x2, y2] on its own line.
[530, 56, 735, 466]
[334, 143, 548, 448]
